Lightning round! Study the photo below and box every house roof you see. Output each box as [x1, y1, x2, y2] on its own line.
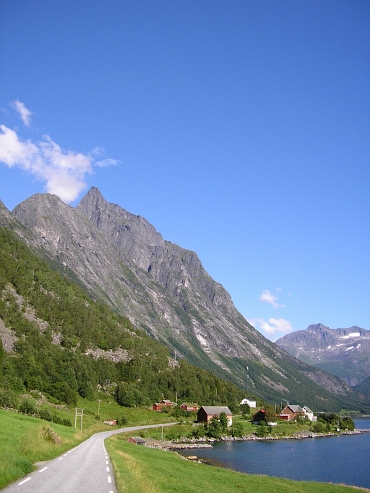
[199, 406, 232, 415]
[285, 405, 304, 413]
[303, 406, 313, 413]
[129, 436, 147, 444]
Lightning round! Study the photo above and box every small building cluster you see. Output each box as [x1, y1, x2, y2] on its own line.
[252, 404, 317, 423]
[152, 400, 200, 412]
[126, 397, 321, 445]
[279, 404, 317, 422]
[152, 399, 176, 411]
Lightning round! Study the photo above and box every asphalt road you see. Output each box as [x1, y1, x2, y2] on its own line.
[2, 423, 176, 493]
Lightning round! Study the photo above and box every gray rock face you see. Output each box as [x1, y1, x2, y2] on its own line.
[5, 187, 365, 406]
[276, 323, 370, 386]
[12, 188, 263, 365]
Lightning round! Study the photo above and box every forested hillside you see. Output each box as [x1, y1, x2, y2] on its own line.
[0, 227, 245, 410]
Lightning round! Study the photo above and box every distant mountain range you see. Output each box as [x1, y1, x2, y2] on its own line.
[275, 323, 370, 387]
[1, 188, 368, 410]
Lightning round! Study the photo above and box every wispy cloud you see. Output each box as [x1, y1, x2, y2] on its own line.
[251, 318, 293, 340]
[11, 100, 32, 127]
[259, 289, 285, 308]
[95, 158, 120, 167]
[0, 124, 119, 203]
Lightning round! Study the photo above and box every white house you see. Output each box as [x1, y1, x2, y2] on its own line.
[303, 406, 317, 422]
[240, 398, 256, 408]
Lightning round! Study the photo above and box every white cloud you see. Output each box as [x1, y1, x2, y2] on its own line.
[259, 289, 285, 308]
[94, 158, 120, 167]
[251, 318, 293, 340]
[0, 124, 118, 203]
[11, 100, 32, 126]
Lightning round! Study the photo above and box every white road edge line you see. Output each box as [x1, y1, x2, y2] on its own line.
[39, 467, 48, 473]
[108, 476, 112, 483]
[18, 478, 31, 485]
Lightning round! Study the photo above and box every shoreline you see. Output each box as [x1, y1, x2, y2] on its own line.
[146, 428, 368, 451]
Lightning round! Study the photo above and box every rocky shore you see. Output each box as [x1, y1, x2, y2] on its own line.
[148, 428, 367, 451]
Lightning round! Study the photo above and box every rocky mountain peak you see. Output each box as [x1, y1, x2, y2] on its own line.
[77, 187, 164, 271]
[276, 323, 370, 386]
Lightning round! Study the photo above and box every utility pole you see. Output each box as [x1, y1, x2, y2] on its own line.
[75, 408, 84, 431]
[97, 399, 101, 417]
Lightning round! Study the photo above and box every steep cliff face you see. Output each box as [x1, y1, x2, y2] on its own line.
[13, 188, 269, 366]
[276, 323, 370, 386]
[7, 188, 366, 407]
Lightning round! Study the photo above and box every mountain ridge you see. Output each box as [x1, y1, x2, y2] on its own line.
[276, 323, 370, 388]
[1, 188, 367, 409]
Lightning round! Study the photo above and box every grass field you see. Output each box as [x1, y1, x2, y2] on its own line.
[106, 434, 365, 493]
[1, 406, 367, 493]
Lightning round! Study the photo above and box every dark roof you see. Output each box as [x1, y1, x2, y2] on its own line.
[199, 406, 232, 415]
[129, 436, 147, 444]
[286, 405, 304, 413]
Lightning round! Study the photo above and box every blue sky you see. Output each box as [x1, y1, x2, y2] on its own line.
[0, 0, 369, 341]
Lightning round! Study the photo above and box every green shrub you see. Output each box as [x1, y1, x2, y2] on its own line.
[190, 425, 206, 439]
[116, 414, 128, 426]
[38, 408, 53, 422]
[254, 421, 271, 437]
[0, 389, 17, 408]
[231, 421, 244, 437]
[19, 399, 37, 415]
[51, 413, 62, 425]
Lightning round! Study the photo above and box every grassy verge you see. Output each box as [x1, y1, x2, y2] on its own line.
[0, 398, 176, 489]
[0, 410, 85, 489]
[106, 434, 363, 493]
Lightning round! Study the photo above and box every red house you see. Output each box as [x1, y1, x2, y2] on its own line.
[252, 409, 266, 424]
[180, 403, 199, 411]
[153, 399, 175, 411]
[197, 406, 233, 426]
[280, 405, 304, 421]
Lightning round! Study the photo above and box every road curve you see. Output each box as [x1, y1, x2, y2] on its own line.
[2, 423, 176, 493]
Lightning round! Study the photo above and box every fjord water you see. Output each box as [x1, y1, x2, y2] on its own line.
[181, 419, 370, 489]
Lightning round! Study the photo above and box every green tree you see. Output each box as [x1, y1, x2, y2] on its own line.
[231, 421, 244, 437]
[206, 416, 222, 438]
[219, 412, 228, 433]
[240, 403, 250, 416]
[255, 421, 270, 437]
[0, 389, 17, 408]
